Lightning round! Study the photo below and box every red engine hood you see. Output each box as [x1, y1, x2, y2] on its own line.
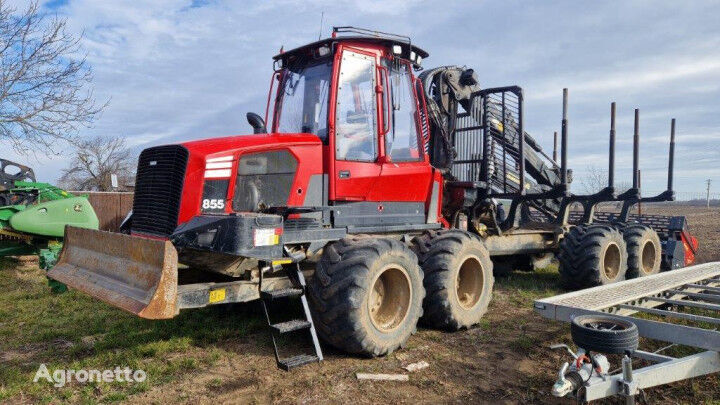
[174, 132, 324, 225]
[180, 132, 322, 158]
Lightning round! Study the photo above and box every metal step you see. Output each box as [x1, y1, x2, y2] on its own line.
[277, 354, 320, 371]
[270, 319, 311, 334]
[261, 287, 303, 301]
[259, 263, 323, 371]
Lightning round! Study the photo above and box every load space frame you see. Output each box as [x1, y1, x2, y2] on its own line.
[534, 262, 720, 402]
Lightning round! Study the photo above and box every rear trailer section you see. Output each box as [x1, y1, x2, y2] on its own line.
[534, 262, 720, 402]
[569, 211, 699, 271]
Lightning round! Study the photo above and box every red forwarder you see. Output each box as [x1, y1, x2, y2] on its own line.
[49, 27, 696, 370]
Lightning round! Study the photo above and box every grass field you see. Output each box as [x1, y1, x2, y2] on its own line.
[1, 205, 718, 403]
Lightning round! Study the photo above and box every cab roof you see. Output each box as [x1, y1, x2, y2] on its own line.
[273, 29, 429, 68]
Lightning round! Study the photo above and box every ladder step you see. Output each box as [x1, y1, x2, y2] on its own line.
[270, 319, 311, 334]
[278, 354, 319, 371]
[261, 288, 303, 301]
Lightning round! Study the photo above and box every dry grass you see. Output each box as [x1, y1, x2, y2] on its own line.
[1, 205, 718, 403]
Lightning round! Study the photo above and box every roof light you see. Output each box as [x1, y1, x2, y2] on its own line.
[393, 45, 402, 55]
[416, 55, 422, 65]
[410, 51, 416, 61]
[318, 45, 330, 57]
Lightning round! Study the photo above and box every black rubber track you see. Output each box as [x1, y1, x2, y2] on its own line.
[623, 224, 662, 279]
[307, 237, 424, 357]
[570, 314, 639, 354]
[558, 224, 628, 290]
[412, 229, 494, 330]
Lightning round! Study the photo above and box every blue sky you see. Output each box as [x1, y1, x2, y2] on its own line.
[4, 0, 719, 195]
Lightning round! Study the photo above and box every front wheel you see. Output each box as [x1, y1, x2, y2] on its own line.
[308, 237, 424, 357]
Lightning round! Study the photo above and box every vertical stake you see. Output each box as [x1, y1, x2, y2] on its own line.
[609, 102, 616, 188]
[668, 119, 676, 192]
[561, 89, 568, 185]
[632, 109, 640, 189]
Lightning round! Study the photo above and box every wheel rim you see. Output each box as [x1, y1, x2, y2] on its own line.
[455, 256, 484, 310]
[368, 265, 412, 332]
[580, 318, 630, 332]
[603, 242, 622, 280]
[640, 240, 657, 275]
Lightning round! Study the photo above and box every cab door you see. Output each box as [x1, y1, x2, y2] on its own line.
[331, 48, 382, 201]
[368, 60, 432, 202]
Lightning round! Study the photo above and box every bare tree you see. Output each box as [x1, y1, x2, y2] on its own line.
[58, 136, 135, 191]
[579, 165, 631, 194]
[0, 1, 106, 153]
[579, 165, 608, 194]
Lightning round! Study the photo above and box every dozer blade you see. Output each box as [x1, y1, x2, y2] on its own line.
[48, 226, 179, 319]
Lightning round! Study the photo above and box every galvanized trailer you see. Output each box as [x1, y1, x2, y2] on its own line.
[534, 262, 720, 403]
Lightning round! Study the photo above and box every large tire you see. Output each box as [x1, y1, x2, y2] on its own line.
[570, 315, 639, 354]
[558, 224, 628, 290]
[413, 230, 494, 330]
[623, 225, 662, 279]
[308, 237, 424, 357]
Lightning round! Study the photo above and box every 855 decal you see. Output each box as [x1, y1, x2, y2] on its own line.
[202, 199, 225, 210]
[201, 179, 229, 213]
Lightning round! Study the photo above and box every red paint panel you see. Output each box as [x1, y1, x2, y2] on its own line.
[177, 133, 322, 225]
[369, 161, 432, 202]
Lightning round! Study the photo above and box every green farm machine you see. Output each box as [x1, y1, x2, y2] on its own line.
[0, 158, 99, 291]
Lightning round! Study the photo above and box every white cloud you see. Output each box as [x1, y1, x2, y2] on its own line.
[4, 0, 714, 195]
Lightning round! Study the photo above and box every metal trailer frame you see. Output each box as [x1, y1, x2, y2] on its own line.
[534, 262, 720, 402]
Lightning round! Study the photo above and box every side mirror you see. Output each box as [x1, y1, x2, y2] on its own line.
[246, 112, 267, 134]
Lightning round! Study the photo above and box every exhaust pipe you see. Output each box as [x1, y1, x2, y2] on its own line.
[48, 226, 179, 319]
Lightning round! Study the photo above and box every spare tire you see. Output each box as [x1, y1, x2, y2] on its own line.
[570, 314, 639, 354]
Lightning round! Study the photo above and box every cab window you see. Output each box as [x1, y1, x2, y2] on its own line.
[335, 51, 377, 161]
[276, 59, 332, 141]
[386, 62, 421, 162]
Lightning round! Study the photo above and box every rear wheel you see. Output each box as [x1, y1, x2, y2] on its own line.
[413, 230, 494, 330]
[308, 237, 424, 357]
[623, 225, 661, 279]
[558, 224, 628, 290]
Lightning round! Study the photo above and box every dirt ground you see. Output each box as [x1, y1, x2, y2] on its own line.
[2, 205, 719, 404]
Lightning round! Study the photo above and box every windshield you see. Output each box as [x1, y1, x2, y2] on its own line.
[275, 59, 332, 140]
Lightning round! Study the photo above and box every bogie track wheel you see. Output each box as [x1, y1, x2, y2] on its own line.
[623, 225, 662, 278]
[558, 224, 628, 290]
[413, 230, 494, 330]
